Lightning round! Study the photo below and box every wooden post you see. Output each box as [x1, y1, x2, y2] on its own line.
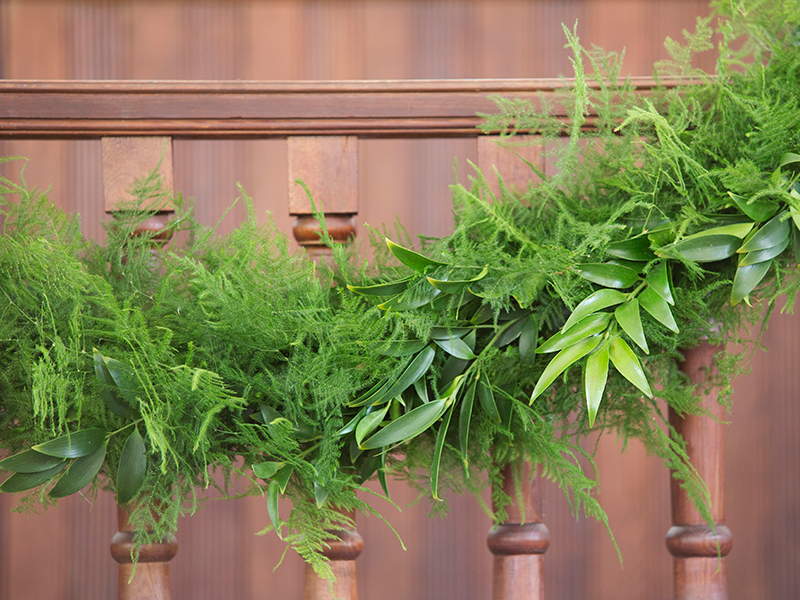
[668, 343, 732, 600]
[487, 462, 550, 600]
[302, 512, 364, 600]
[287, 136, 358, 258]
[110, 506, 178, 600]
[103, 137, 177, 600]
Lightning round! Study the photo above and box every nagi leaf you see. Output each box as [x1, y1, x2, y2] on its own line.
[608, 336, 652, 398]
[117, 427, 147, 505]
[585, 342, 609, 427]
[427, 265, 488, 293]
[0, 462, 68, 493]
[738, 213, 790, 253]
[562, 289, 627, 331]
[434, 337, 477, 360]
[379, 340, 428, 357]
[645, 262, 674, 305]
[0, 449, 67, 473]
[314, 482, 328, 508]
[355, 404, 390, 446]
[377, 286, 441, 311]
[607, 235, 655, 261]
[267, 480, 281, 535]
[531, 335, 601, 402]
[614, 299, 648, 353]
[518, 317, 539, 359]
[639, 286, 679, 333]
[370, 346, 436, 405]
[664, 234, 741, 263]
[738, 235, 790, 266]
[386, 239, 448, 272]
[494, 315, 531, 348]
[477, 372, 501, 423]
[728, 191, 780, 222]
[347, 277, 413, 296]
[431, 404, 455, 501]
[275, 465, 293, 494]
[33, 429, 107, 459]
[429, 327, 472, 340]
[49, 439, 108, 498]
[253, 461, 286, 480]
[537, 313, 611, 354]
[458, 378, 477, 466]
[576, 263, 640, 289]
[731, 260, 772, 305]
[360, 399, 446, 449]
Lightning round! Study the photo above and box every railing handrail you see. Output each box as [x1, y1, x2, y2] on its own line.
[0, 77, 684, 139]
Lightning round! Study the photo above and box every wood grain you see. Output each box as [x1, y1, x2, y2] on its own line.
[101, 137, 175, 212]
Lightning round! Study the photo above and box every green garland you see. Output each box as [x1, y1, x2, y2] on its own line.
[1, 0, 800, 581]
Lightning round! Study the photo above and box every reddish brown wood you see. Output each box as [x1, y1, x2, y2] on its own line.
[111, 506, 178, 600]
[0, 78, 681, 139]
[477, 135, 544, 199]
[669, 343, 731, 600]
[488, 462, 549, 600]
[102, 137, 175, 212]
[303, 513, 364, 600]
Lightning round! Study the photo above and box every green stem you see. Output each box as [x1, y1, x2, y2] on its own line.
[106, 418, 143, 439]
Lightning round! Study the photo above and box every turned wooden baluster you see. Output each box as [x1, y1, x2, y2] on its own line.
[488, 462, 550, 600]
[103, 136, 177, 600]
[668, 343, 732, 600]
[288, 136, 358, 257]
[302, 511, 364, 600]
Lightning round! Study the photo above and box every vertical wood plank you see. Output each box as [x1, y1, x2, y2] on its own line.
[668, 343, 732, 600]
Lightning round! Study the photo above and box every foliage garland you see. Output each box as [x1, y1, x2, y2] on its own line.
[1, 0, 800, 581]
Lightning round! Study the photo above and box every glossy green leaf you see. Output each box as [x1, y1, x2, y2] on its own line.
[371, 346, 436, 405]
[688, 222, 755, 239]
[645, 262, 674, 305]
[518, 317, 539, 359]
[639, 286, 679, 333]
[347, 277, 413, 296]
[531, 336, 601, 402]
[49, 439, 108, 498]
[379, 340, 428, 357]
[739, 235, 790, 266]
[537, 313, 611, 354]
[386, 239, 448, 272]
[0, 462, 67, 493]
[576, 263, 640, 289]
[728, 191, 780, 222]
[438, 355, 469, 391]
[94, 352, 136, 419]
[731, 260, 772, 305]
[459, 379, 477, 466]
[779, 152, 800, 170]
[608, 337, 652, 398]
[614, 299, 648, 353]
[378, 452, 389, 499]
[360, 399, 446, 450]
[431, 405, 455, 501]
[427, 266, 488, 293]
[314, 482, 328, 508]
[0, 449, 66, 473]
[738, 213, 790, 253]
[267, 480, 281, 534]
[276, 464, 293, 493]
[585, 342, 609, 427]
[429, 327, 472, 340]
[477, 372, 501, 423]
[350, 379, 394, 407]
[470, 303, 494, 324]
[356, 404, 390, 446]
[434, 337, 477, 360]
[562, 289, 627, 331]
[791, 208, 800, 233]
[495, 316, 531, 348]
[338, 407, 366, 436]
[413, 378, 429, 404]
[377, 286, 441, 311]
[607, 235, 655, 261]
[664, 234, 740, 263]
[33, 429, 107, 459]
[116, 427, 147, 504]
[253, 461, 285, 480]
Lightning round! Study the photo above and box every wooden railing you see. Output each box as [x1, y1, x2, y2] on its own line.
[0, 78, 728, 600]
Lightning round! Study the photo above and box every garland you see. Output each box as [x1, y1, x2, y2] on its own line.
[1, 0, 799, 580]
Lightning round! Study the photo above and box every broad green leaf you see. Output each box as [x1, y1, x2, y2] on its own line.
[347, 277, 412, 296]
[0, 449, 66, 473]
[0, 462, 67, 493]
[576, 263, 640, 289]
[350, 379, 394, 407]
[338, 407, 366, 436]
[518, 317, 539, 359]
[791, 208, 800, 233]
[438, 355, 469, 391]
[49, 439, 108, 498]
[794, 227, 800, 264]
[276, 464, 293, 493]
[358, 453, 381, 483]
[434, 337, 477, 360]
[531, 336, 601, 402]
[386, 239, 447, 272]
[728, 192, 780, 222]
[377, 286, 441, 311]
[379, 340, 427, 357]
[360, 399, 446, 449]
[738, 213, 790, 253]
[314, 482, 329, 508]
[731, 260, 772, 305]
[33, 429, 107, 459]
[477, 372, 501, 422]
[356, 404, 390, 446]
[562, 289, 627, 331]
[94, 352, 136, 419]
[585, 343, 609, 427]
[779, 152, 800, 170]
[607, 235, 655, 261]
[116, 427, 147, 504]
[378, 453, 389, 498]
[639, 286, 679, 333]
[608, 337, 652, 398]
[431, 405, 455, 501]
[429, 327, 472, 340]
[739, 235, 790, 266]
[470, 303, 494, 324]
[371, 346, 436, 405]
[350, 441, 364, 463]
[614, 299, 648, 353]
[687, 222, 755, 239]
[663, 234, 740, 263]
[427, 266, 488, 293]
[413, 378, 430, 404]
[253, 461, 285, 480]
[459, 379, 477, 466]
[494, 316, 531, 348]
[645, 262, 674, 305]
[430, 289, 475, 312]
[537, 313, 611, 354]
[267, 480, 281, 534]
